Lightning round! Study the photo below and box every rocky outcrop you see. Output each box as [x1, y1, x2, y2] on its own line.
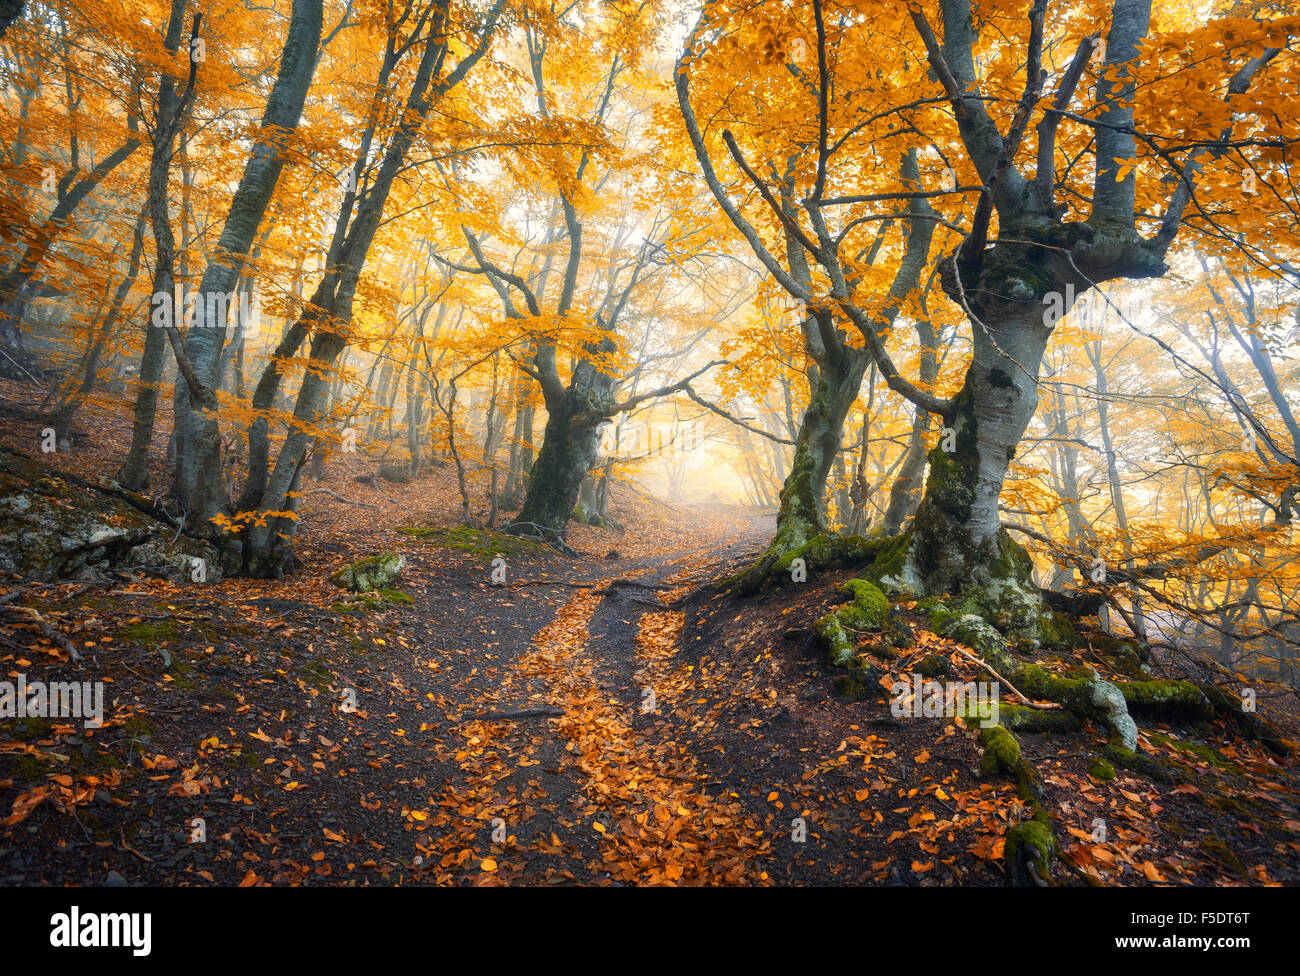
[0, 447, 220, 582]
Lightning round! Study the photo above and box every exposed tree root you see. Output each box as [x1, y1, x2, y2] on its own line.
[976, 723, 1056, 886]
[723, 528, 889, 596]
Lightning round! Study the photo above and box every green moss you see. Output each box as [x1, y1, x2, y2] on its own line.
[166, 659, 198, 691]
[836, 579, 889, 631]
[1146, 732, 1234, 770]
[1088, 758, 1116, 780]
[998, 702, 1081, 734]
[230, 746, 264, 772]
[834, 657, 878, 700]
[297, 658, 334, 691]
[9, 716, 53, 741]
[122, 716, 156, 740]
[865, 531, 912, 589]
[934, 611, 1017, 673]
[1037, 611, 1078, 652]
[1118, 680, 1213, 720]
[1005, 816, 1056, 885]
[1015, 664, 1138, 750]
[882, 607, 915, 650]
[117, 620, 180, 643]
[1197, 684, 1290, 756]
[334, 587, 412, 613]
[330, 552, 405, 592]
[13, 754, 49, 779]
[1103, 743, 1177, 783]
[399, 525, 541, 560]
[975, 707, 1061, 884]
[915, 653, 951, 678]
[1201, 836, 1247, 877]
[979, 724, 1021, 777]
[813, 612, 855, 667]
[770, 533, 884, 578]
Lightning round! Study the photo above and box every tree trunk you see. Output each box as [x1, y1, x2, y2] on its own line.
[735, 337, 867, 590]
[169, 0, 323, 525]
[51, 207, 147, 441]
[118, 0, 192, 491]
[510, 346, 615, 539]
[897, 253, 1068, 625]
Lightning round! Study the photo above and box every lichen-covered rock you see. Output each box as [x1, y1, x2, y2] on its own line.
[0, 447, 220, 582]
[330, 552, 406, 592]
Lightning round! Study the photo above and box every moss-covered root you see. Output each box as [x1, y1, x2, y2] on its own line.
[1116, 679, 1213, 721]
[1197, 684, 1292, 757]
[1102, 743, 1178, 783]
[726, 531, 888, 595]
[813, 612, 855, 667]
[979, 724, 1057, 886]
[1015, 665, 1139, 752]
[835, 579, 889, 631]
[811, 579, 891, 699]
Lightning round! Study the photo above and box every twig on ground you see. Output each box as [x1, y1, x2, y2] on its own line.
[949, 645, 1059, 709]
[3, 604, 81, 662]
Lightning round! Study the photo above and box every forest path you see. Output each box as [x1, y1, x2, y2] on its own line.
[7, 489, 1294, 887]
[400, 514, 776, 883]
[392, 511, 1013, 886]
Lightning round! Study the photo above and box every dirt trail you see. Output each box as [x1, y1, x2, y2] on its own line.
[8, 495, 1294, 888]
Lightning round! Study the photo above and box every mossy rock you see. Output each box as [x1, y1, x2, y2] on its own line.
[1037, 611, 1078, 652]
[330, 552, 406, 593]
[0, 446, 221, 583]
[865, 531, 914, 593]
[835, 578, 889, 631]
[882, 606, 916, 650]
[932, 611, 1018, 674]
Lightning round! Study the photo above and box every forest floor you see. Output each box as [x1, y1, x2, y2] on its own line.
[2, 382, 1299, 886]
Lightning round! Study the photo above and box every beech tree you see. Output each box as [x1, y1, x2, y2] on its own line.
[677, 0, 1296, 620]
